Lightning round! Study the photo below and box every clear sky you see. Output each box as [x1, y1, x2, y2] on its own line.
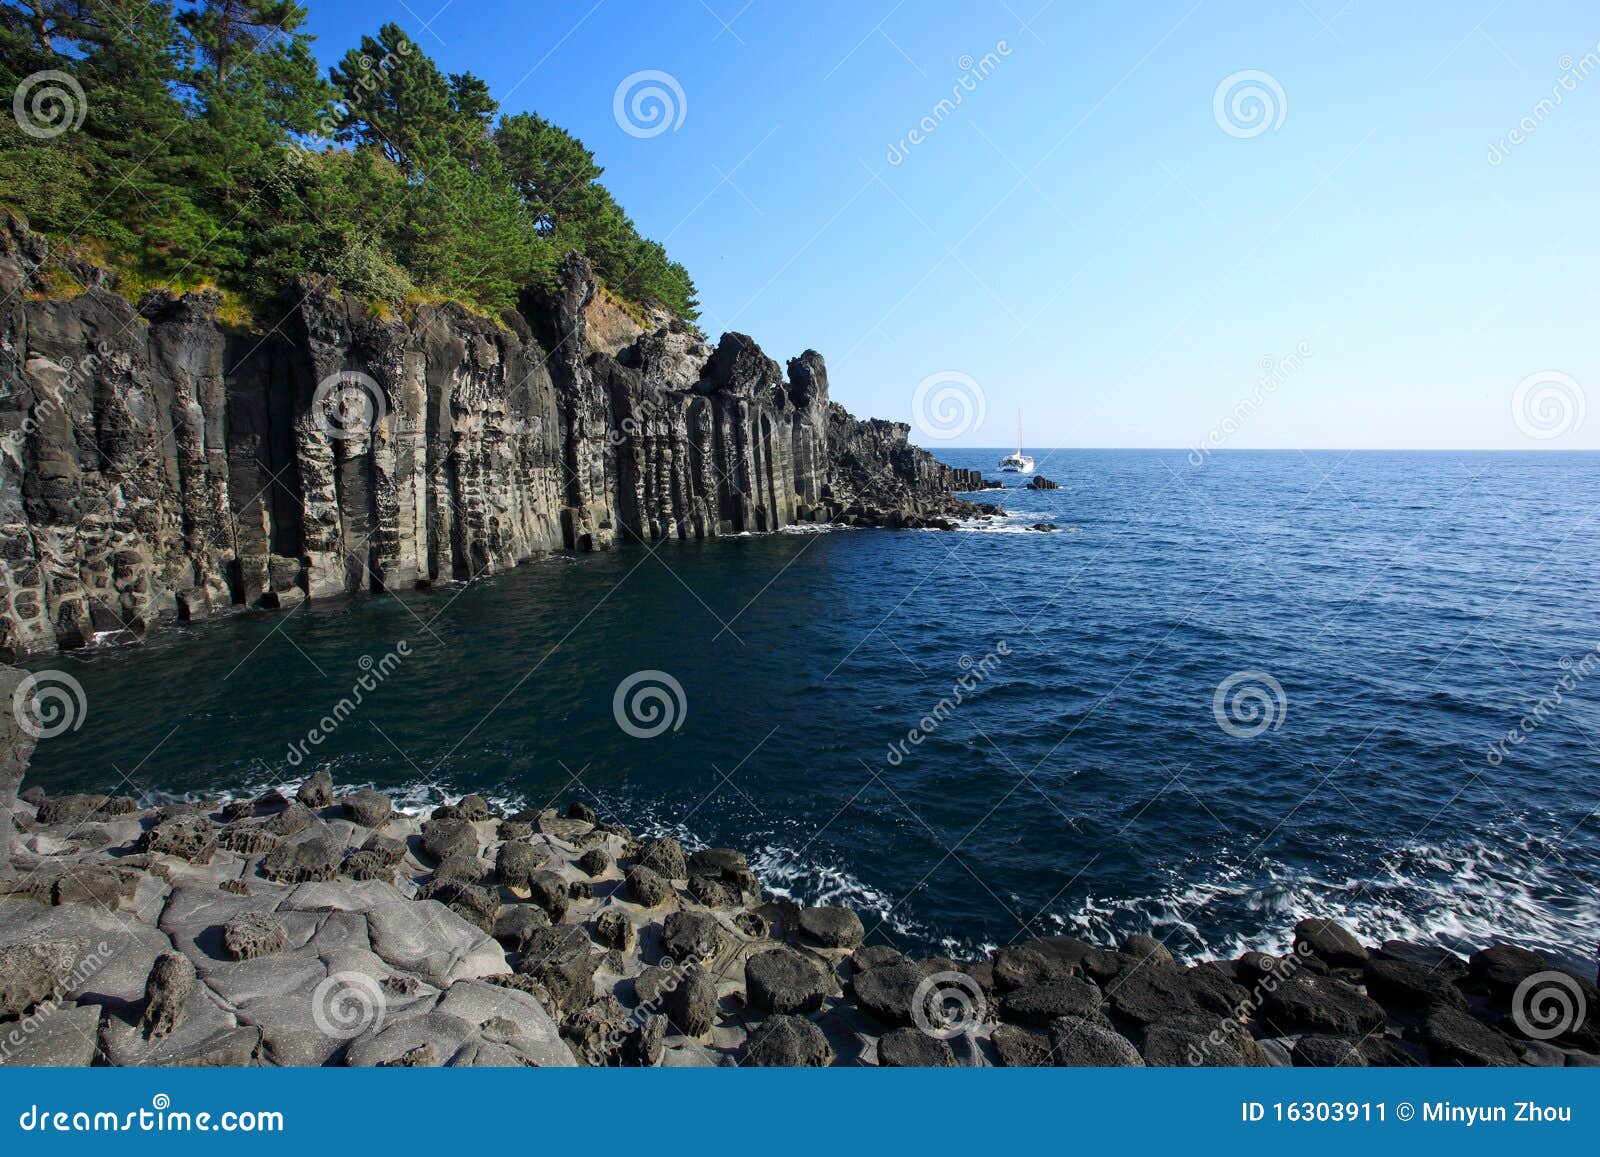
[302, 1, 1600, 451]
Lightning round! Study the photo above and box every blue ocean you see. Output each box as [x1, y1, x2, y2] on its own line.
[23, 449, 1600, 970]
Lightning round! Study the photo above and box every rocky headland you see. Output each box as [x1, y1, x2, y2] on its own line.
[1, 722, 1595, 1067]
[0, 216, 990, 662]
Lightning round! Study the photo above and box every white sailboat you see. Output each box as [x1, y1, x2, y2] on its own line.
[997, 412, 1034, 473]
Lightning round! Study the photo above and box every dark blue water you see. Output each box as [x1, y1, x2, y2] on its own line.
[22, 450, 1600, 969]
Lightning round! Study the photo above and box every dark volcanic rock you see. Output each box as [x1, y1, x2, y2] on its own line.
[528, 871, 571, 923]
[851, 960, 927, 1026]
[1048, 1015, 1145, 1066]
[878, 1026, 956, 1067]
[420, 818, 477, 863]
[797, 905, 865, 948]
[992, 1023, 1054, 1067]
[1293, 917, 1368, 968]
[260, 836, 341, 883]
[625, 865, 671, 908]
[342, 790, 392, 829]
[140, 951, 196, 1039]
[1293, 1035, 1369, 1067]
[1025, 475, 1060, 489]
[741, 1014, 833, 1067]
[1423, 1006, 1520, 1066]
[1363, 956, 1467, 1011]
[577, 848, 611, 878]
[221, 912, 287, 961]
[666, 968, 719, 1037]
[514, 925, 598, 1012]
[296, 770, 333, 809]
[1257, 974, 1387, 1037]
[137, 816, 215, 864]
[637, 837, 687, 879]
[592, 909, 636, 952]
[496, 841, 544, 892]
[493, 905, 551, 952]
[745, 947, 831, 1015]
[0, 940, 79, 1017]
[1002, 977, 1104, 1026]
[659, 911, 729, 964]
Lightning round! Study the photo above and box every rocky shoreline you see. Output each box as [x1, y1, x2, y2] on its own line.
[0, 216, 992, 662]
[1, 745, 1595, 1067]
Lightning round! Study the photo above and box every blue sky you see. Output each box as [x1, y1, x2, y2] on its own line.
[303, 1, 1600, 450]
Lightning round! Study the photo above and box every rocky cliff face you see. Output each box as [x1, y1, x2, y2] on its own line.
[0, 219, 981, 660]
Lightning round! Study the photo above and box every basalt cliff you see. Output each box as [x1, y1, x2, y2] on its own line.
[0, 219, 982, 660]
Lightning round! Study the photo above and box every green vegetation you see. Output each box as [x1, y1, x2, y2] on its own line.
[0, 1, 698, 321]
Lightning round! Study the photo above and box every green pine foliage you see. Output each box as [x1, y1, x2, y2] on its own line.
[0, 2, 699, 321]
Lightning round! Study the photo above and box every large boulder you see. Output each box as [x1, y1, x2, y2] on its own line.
[797, 906, 864, 948]
[741, 1014, 833, 1066]
[221, 912, 287, 961]
[1001, 977, 1103, 1026]
[685, 847, 760, 908]
[659, 911, 730, 964]
[850, 959, 927, 1026]
[1423, 1006, 1520, 1066]
[637, 837, 687, 879]
[625, 865, 671, 908]
[420, 817, 477, 863]
[139, 951, 197, 1039]
[1363, 956, 1467, 1011]
[1293, 1035, 1369, 1067]
[1293, 917, 1368, 968]
[513, 925, 598, 1012]
[878, 1025, 955, 1067]
[1256, 974, 1387, 1037]
[295, 770, 333, 808]
[745, 947, 831, 1015]
[260, 836, 341, 883]
[496, 841, 544, 893]
[342, 790, 392, 829]
[0, 940, 80, 1017]
[1047, 1015, 1144, 1066]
